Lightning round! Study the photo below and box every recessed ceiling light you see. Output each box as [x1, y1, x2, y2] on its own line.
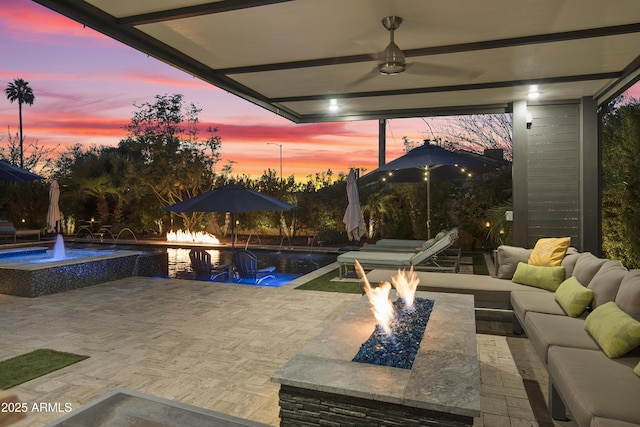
[528, 85, 540, 99]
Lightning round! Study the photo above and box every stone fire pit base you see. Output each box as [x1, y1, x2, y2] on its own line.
[272, 291, 480, 426]
[279, 384, 472, 427]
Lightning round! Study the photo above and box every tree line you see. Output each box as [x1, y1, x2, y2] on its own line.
[1, 88, 514, 247]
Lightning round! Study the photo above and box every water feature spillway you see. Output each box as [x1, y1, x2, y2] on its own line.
[0, 242, 168, 297]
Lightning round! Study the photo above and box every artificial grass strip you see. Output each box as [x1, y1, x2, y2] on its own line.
[297, 252, 490, 293]
[295, 269, 362, 293]
[0, 349, 89, 389]
[465, 251, 490, 276]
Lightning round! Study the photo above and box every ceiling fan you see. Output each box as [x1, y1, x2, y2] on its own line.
[348, 16, 480, 87]
[377, 16, 406, 75]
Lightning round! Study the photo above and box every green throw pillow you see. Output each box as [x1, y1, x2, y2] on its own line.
[635, 361, 640, 377]
[512, 262, 565, 291]
[584, 302, 640, 358]
[555, 276, 594, 317]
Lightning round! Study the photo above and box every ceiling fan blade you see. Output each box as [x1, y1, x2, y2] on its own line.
[406, 62, 482, 79]
[346, 66, 380, 89]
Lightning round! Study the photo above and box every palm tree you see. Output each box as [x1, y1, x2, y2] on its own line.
[4, 78, 35, 168]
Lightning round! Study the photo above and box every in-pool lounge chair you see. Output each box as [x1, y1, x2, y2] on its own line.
[189, 249, 230, 280]
[337, 230, 460, 277]
[232, 249, 276, 285]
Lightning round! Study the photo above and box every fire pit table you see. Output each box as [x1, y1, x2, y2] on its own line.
[271, 291, 480, 426]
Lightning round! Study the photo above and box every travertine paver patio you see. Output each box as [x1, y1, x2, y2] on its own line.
[0, 263, 575, 426]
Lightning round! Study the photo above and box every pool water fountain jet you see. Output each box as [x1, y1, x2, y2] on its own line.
[52, 234, 66, 260]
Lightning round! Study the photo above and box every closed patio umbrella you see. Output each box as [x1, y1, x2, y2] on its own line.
[343, 169, 366, 241]
[164, 184, 295, 250]
[46, 179, 61, 233]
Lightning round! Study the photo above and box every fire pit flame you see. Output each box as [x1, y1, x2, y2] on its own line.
[167, 230, 220, 244]
[392, 266, 419, 311]
[355, 260, 396, 336]
[355, 261, 421, 336]
[353, 261, 434, 369]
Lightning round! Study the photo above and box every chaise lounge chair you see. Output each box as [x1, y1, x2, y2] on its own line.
[360, 228, 457, 253]
[0, 220, 41, 242]
[232, 249, 276, 285]
[189, 249, 230, 280]
[337, 230, 460, 277]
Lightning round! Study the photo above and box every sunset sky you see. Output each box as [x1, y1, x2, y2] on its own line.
[2, 0, 639, 179]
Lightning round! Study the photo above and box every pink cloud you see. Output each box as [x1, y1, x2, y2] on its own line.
[209, 121, 374, 143]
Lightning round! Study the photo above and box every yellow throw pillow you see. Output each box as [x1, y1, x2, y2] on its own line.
[512, 262, 566, 292]
[555, 277, 594, 317]
[635, 361, 640, 377]
[584, 302, 640, 358]
[528, 237, 571, 266]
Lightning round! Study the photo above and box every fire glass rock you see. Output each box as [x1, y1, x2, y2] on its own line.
[352, 297, 434, 369]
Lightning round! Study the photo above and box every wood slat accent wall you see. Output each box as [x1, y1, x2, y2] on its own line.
[525, 104, 581, 248]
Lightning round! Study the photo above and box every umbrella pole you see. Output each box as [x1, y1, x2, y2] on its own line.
[231, 212, 235, 252]
[426, 168, 431, 239]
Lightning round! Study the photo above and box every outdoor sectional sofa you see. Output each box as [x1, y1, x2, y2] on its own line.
[366, 244, 640, 427]
[0, 220, 40, 242]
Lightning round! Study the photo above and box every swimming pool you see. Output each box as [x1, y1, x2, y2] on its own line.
[166, 247, 336, 279]
[65, 242, 337, 279]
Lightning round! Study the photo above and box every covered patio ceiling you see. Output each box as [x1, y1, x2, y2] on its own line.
[33, 0, 640, 123]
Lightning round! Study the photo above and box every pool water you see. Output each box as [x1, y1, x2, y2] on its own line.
[167, 248, 336, 279]
[65, 243, 337, 280]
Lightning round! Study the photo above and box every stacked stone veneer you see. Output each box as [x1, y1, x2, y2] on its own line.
[0, 251, 168, 297]
[279, 385, 472, 427]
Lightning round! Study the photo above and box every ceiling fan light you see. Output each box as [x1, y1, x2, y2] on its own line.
[378, 42, 406, 75]
[378, 62, 405, 75]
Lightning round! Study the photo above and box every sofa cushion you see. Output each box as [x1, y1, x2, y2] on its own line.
[635, 361, 640, 377]
[615, 270, 640, 321]
[584, 302, 640, 358]
[587, 260, 627, 309]
[555, 277, 594, 317]
[511, 290, 567, 325]
[525, 312, 600, 363]
[421, 238, 436, 250]
[528, 237, 571, 267]
[591, 418, 640, 427]
[572, 253, 608, 287]
[366, 270, 545, 310]
[548, 346, 640, 427]
[497, 245, 532, 279]
[512, 262, 565, 291]
[560, 247, 580, 277]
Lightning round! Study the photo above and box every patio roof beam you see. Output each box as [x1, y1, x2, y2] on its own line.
[270, 72, 622, 103]
[595, 54, 640, 105]
[295, 104, 512, 123]
[116, 0, 295, 26]
[219, 23, 640, 74]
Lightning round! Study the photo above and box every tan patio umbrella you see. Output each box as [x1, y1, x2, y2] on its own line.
[343, 169, 366, 241]
[46, 179, 61, 233]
